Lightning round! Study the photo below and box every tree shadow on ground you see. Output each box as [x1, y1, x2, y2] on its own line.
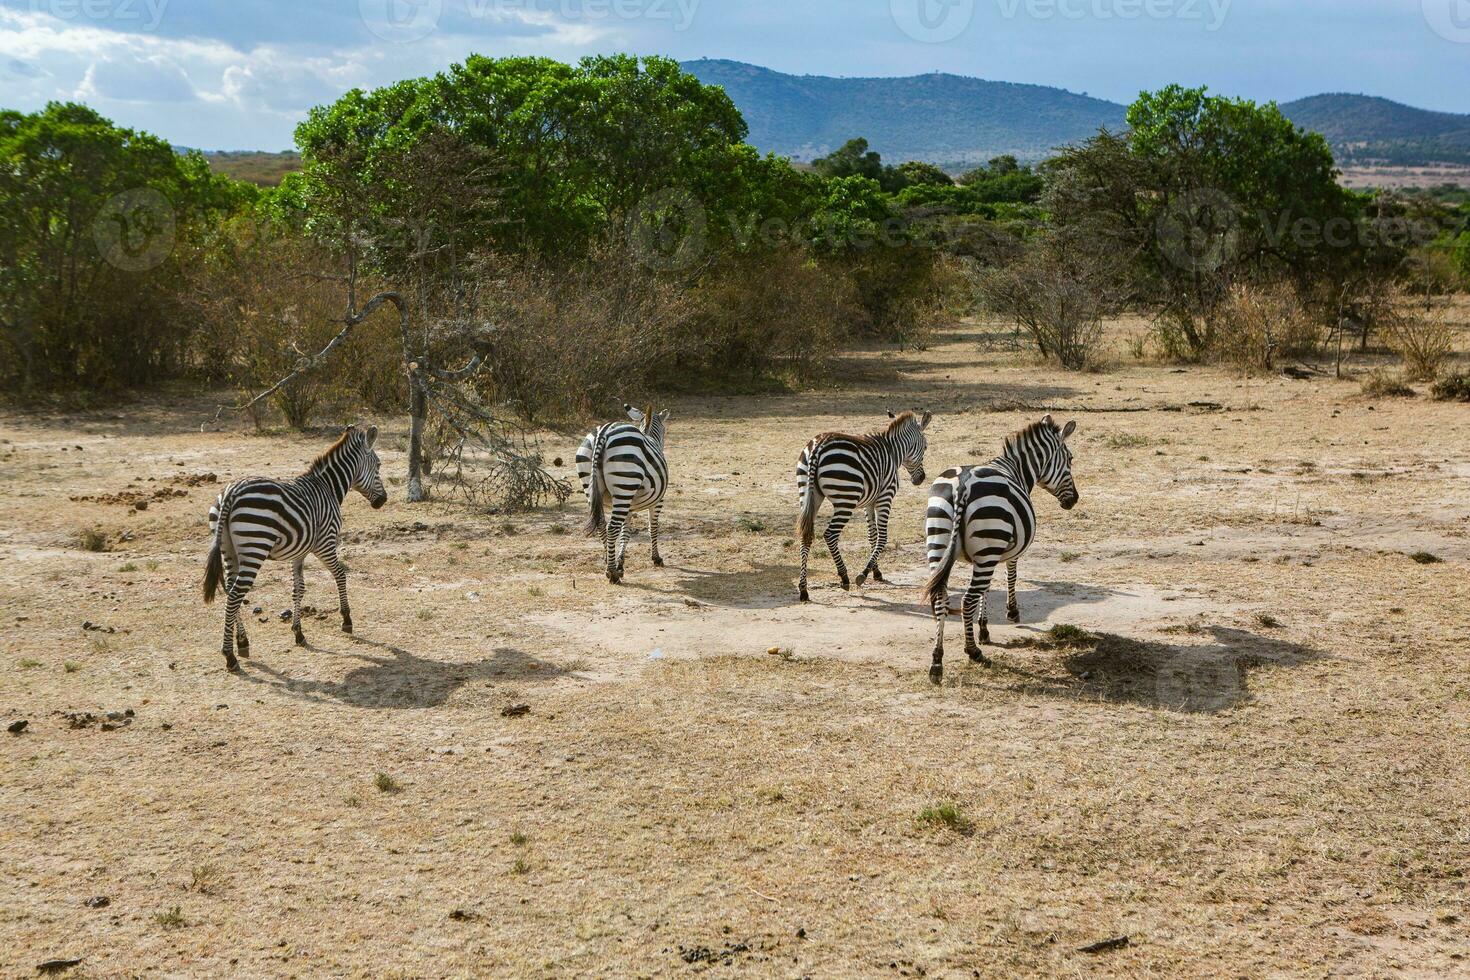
[966, 625, 1317, 714]
[238, 638, 568, 709]
[616, 562, 804, 610]
[848, 577, 1127, 622]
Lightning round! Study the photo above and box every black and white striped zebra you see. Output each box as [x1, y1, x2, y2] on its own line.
[203, 424, 388, 671]
[577, 405, 669, 584]
[921, 414, 1078, 683]
[796, 410, 932, 602]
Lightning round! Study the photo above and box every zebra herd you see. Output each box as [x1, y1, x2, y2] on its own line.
[202, 408, 1079, 683]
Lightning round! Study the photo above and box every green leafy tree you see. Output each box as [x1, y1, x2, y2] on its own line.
[0, 102, 248, 391]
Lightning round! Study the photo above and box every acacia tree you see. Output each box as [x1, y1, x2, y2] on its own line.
[1047, 86, 1350, 357]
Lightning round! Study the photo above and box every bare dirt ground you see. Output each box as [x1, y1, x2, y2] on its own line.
[3, 321, 1469, 977]
[1337, 164, 1470, 189]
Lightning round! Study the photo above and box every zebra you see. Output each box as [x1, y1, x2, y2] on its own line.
[796, 410, 932, 603]
[202, 424, 388, 672]
[921, 414, 1079, 684]
[577, 404, 669, 584]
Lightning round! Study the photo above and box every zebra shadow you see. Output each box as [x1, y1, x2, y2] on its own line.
[849, 578, 1126, 622]
[614, 562, 805, 609]
[238, 639, 568, 709]
[964, 626, 1318, 714]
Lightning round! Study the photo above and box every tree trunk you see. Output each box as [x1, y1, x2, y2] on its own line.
[406, 375, 428, 502]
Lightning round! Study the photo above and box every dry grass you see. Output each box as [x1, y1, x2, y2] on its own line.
[1, 315, 1468, 975]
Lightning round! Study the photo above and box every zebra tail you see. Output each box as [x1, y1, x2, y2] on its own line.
[584, 431, 608, 538]
[203, 495, 226, 603]
[922, 478, 969, 607]
[796, 444, 822, 548]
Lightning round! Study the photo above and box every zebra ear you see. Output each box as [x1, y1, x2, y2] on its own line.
[1040, 413, 1055, 427]
[920, 410, 932, 429]
[887, 410, 896, 419]
[625, 404, 645, 423]
[1061, 420, 1077, 441]
[659, 409, 670, 423]
[365, 425, 379, 446]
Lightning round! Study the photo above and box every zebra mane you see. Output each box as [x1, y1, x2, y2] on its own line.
[882, 411, 919, 435]
[304, 429, 357, 476]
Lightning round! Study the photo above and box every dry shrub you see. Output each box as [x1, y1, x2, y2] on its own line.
[831, 245, 950, 350]
[1386, 305, 1454, 381]
[978, 229, 1120, 370]
[1359, 369, 1415, 399]
[476, 241, 701, 422]
[1210, 283, 1320, 374]
[693, 247, 855, 383]
[1430, 374, 1470, 402]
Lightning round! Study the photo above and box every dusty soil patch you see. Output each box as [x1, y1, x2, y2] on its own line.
[2, 324, 1469, 976]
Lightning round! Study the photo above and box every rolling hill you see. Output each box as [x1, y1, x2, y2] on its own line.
[683, 60, 1470, 170]
[681, 59, 1124, 166]
[1278, 94, 1470, 166]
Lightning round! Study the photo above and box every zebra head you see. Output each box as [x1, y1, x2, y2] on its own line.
[888, 410, 932, 486]
[349, 425, 388, 509]
[1019, 414, 1079, 510]
[624, 403, 670, 448]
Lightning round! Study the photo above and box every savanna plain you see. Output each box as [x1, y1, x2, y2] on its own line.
[3, 320, 1468, 977]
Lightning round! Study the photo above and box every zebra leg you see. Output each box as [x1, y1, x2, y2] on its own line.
[1006, 559, 1020, 623]
[319, 548, 352, 633]
[291, 558, 307, 646]
[649, 503, 665, 567]
[929, 592, 948, 684]
[604, 504, 630, 584]
[823, 504, 855, 590]
[221, 561, 260, 673]
[224, 553, 250, 658]
[964, 565, 994, 665]
[856, 499, 892, 586]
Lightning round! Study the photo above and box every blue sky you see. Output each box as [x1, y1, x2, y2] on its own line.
[1, 0, 1465, 149]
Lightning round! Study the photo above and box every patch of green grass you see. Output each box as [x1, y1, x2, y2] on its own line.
[374, 773, 402, 794]
[118, 562, 139, 573]
[1059, 551, 1082, 563]
[1409, 551, 1443, 565]
[916, 802, 974, 836]
[1044, 624, 1095, 647]
[509, 831, 528, 846]
[735, 515, 766, 534]
[153, 905, 186, 929]
[510, 857, 530, 876]
[1360, 370, 1415, 399]
[19, 658, 41, 669]
[416, 609, 434, 621]
[548, 524, 570, 536]
[1104, 433, 1156, 449]
[77, 528, 110, 552]
[189, 863, 221, 895]
[343, 795, 362, 808]
[1254, 612, 1283, 629]
[453, 541, 469, 550]
[63, 661, 81, 673]
[527, 586, 544, 598]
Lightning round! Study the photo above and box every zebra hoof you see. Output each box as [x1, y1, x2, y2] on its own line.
[1007, 606, 1020, 624]
[967, 648, 991, 666]
[798, 589, 810, 603]
[294, 631, 306, 647]
[855, 573, 868, 588]
[341, 620, 353, 635]
[652, 556, 665, 567]
[928, 664, 943, 685]
[871, 568, 885, 583]
[839, 579, 851, 592]
[225, 656, 240, 673]
[237, 642, 251, 659]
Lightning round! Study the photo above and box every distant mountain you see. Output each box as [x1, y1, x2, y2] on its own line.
[681, 59, 1124, 167]
[1279, 94, 1470, 166]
